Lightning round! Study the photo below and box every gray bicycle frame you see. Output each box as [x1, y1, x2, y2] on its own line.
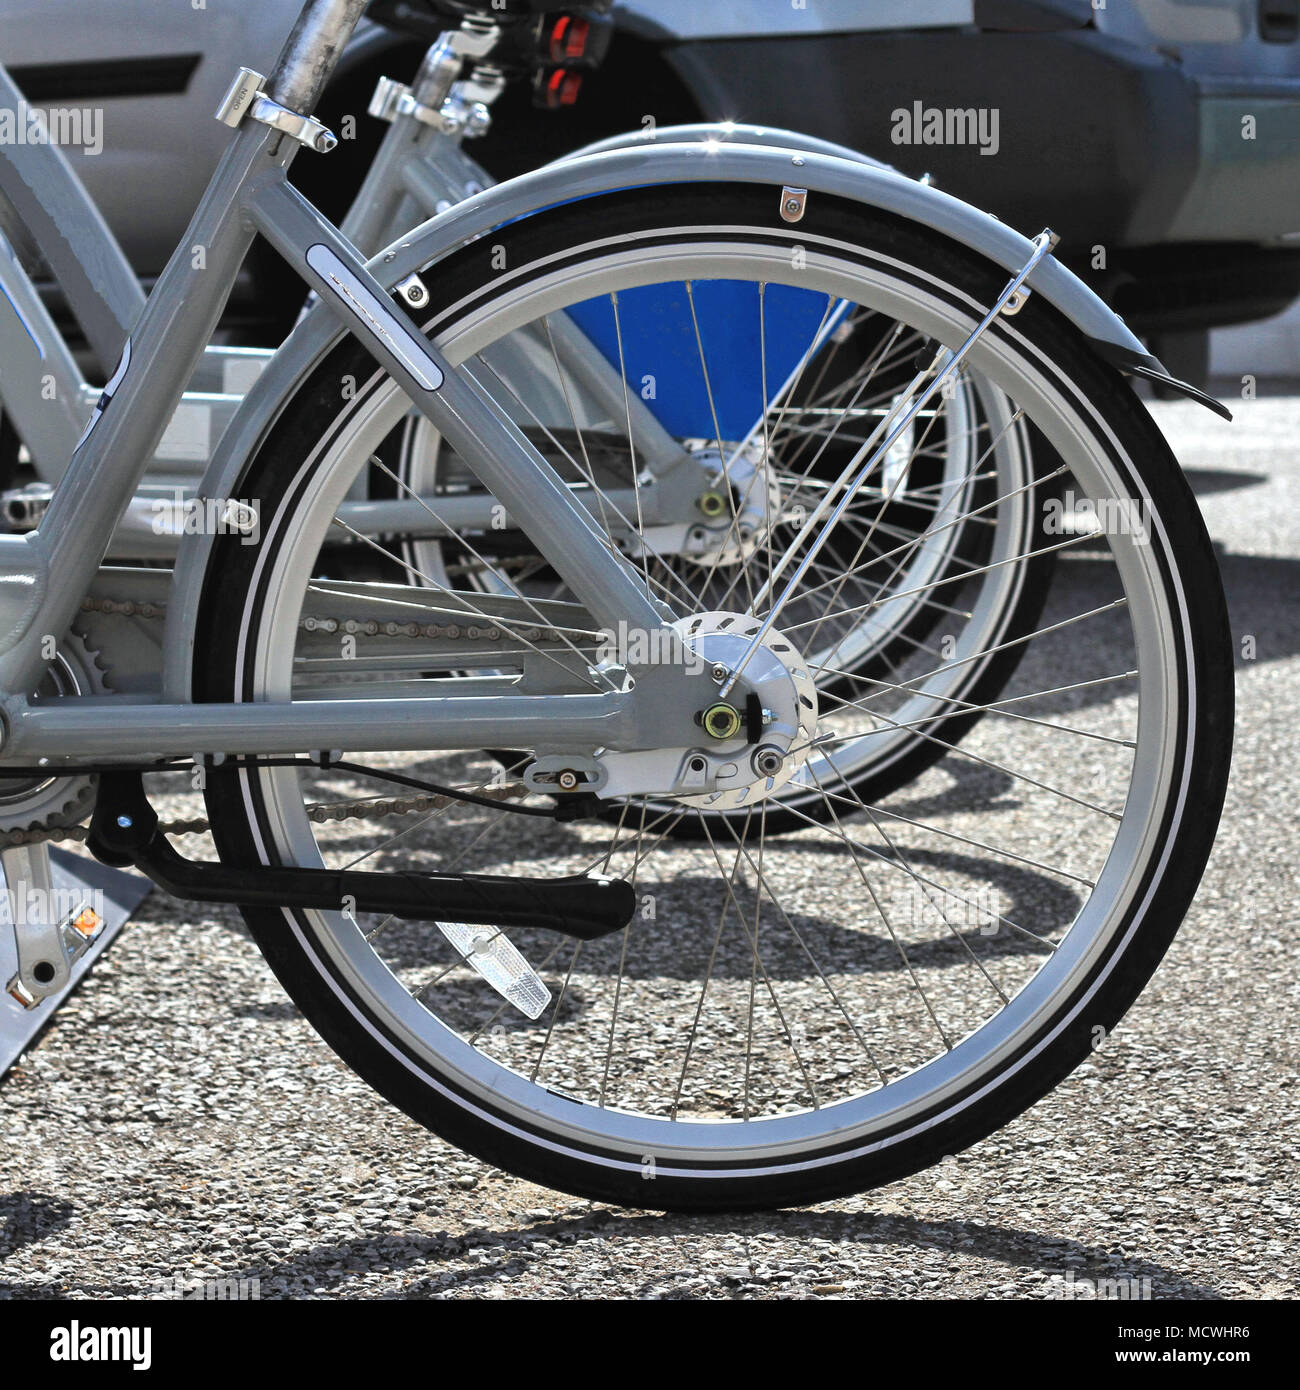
[0, 0, 704, 765]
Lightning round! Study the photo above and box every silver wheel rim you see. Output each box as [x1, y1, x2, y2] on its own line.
[229, 233, 1189, 1172]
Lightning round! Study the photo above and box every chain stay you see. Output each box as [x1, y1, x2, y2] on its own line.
[2, 592, 567, 846]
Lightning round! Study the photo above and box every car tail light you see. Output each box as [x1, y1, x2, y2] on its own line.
[547, 15, 592, 63]
[537, 67, 585, 109]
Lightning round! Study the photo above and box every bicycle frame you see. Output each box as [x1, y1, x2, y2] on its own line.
[0, 0, 692, 764]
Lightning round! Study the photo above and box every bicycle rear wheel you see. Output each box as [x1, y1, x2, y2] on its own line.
[195, 185, 1232, 1210]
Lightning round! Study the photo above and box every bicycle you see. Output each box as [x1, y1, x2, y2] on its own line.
[0, 0, 1233, 1211]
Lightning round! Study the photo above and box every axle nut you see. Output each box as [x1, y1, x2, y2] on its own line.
[701, 702, 743, 741]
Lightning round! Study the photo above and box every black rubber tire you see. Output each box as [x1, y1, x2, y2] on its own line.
[194, 185, 1233, 1211]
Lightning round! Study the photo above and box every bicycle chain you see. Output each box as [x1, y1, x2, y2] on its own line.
[0, 593, 546, 847]
[80, 594, 561, 644]
[0, 782, 531, 848]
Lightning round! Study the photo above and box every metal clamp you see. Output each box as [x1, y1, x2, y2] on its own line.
[780, 186, 808, 223]
[215, 66, 338, 153]
[369, 76, 492, 139]
[369, 75, 439, 127]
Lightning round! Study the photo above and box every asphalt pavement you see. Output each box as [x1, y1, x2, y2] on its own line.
[0, 383, 1295, 1301]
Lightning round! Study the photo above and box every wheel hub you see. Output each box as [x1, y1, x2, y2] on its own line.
[673, 612, 817, 809]
[631, 441, 782, 569]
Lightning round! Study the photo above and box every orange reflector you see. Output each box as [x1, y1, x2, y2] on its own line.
[71, 907, 102, 937]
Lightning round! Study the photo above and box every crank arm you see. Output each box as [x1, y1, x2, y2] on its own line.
[85, 773, 631, 941]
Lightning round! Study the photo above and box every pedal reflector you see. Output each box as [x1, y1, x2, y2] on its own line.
[437, 922, 552, 1020]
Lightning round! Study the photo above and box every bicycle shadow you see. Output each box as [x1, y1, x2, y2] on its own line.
[131, 1204, 1219, 1301]
[1182, 465, 1268, 497]
[0, 1191, 78, 1296]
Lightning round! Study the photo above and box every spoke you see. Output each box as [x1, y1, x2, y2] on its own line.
[694, 814, 823, 1111]
[810, 764, 1009, 1005]
[775, 451, 1059, 629]
[787, 779, 954, 1050]
[812, 691, 1126, 820]
[542, 313, 606, 535]
[774, 796, 1059, 950]
[608, 291, 656, 598]
[790, 407, 1031, 636]
[530, 941, 582, 1084]
[794, 384, 953, 659]
[713, 811, 889, 1088]
[794, 529, 1096, 632]
[807, 777, 1096, 888]
[670, 814, 745, 1117]
[818, 678, 1138, 749]
[684, 279, 761, 609]
[815, 597, 1130, 708]
[763, 294, 841, 463]
[743, 802, 765, 1120]
[598, 798, 642, 1108]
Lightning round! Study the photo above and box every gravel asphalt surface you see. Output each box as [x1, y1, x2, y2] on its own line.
[0, 384, 1295, 1301]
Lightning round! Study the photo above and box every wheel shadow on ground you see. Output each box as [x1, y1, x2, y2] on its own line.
[50, 1204, 1212, 1301]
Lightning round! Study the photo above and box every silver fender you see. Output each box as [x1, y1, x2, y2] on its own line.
[560, 120, 900, 173]
[161, 137, 1223, 698]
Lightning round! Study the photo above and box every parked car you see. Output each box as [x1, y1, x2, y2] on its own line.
[3, 0, 1298, 380]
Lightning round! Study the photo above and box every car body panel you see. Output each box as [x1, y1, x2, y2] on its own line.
[1, 1, 300, 273]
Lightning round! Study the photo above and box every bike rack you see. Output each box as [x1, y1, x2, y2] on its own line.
[0, 849, 150, 1079]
